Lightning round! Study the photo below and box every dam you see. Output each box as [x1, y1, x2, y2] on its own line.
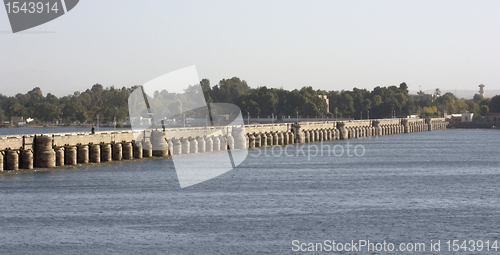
[0, 118, 447, 171]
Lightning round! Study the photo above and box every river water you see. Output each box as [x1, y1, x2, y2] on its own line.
[0, 129, 499, 254]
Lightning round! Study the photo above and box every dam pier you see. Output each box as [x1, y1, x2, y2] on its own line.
[0, 118, 447, 172]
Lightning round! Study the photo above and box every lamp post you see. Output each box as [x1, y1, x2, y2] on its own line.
[367, 110, 370, 120]
[360, 111, 362, 120]
[272, 107, 275, 125]
[96, 114, 99, 131]
[113, 116, 116, 141]
[295, 107, 299, 123]
[246, 107, 250, 125]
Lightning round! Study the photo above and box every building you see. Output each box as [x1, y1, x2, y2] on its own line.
[318, 95, 329, 113]
[488, 113, 500, 124]
[445, 111, 474, 123]
[445, 114, 462, 124]
[478, 84, 485, 97]
[10, 116, 24, 126]
[461, 110, 473, 122]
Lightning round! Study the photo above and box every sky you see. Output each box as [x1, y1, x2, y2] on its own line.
[0, 0, 499, 97]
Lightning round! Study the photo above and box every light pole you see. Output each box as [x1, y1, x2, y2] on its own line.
[96, 114, 99, 131]
[367, 110, 370, 120]
[246, 107, 250, 125]
[113, 116, 116, 141]
[360, 111, 362, 120]
[272, 107, 275, 125]
[295, 107, 299, 123]
[183, 114, 186, 128]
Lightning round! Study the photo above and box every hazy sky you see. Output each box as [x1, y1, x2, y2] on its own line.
[0, 0, 498, 97]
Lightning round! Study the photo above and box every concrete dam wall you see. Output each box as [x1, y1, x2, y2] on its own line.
[0, 118, 447, 171]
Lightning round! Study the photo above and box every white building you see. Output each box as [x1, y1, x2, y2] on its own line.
[461, 110, 473, 122]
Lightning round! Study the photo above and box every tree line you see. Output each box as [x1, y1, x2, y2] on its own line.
[0, 78, 499, 124]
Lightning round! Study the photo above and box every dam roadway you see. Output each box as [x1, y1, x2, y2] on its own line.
[0, 118, 447, 171]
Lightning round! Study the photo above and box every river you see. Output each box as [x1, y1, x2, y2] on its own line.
[0, 129, 499, 254]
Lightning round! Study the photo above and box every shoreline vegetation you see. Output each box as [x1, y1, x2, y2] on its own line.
[1, 79, 499, 128]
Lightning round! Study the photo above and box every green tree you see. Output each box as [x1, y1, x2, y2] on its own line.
[480, 105, 489, 117]
[490, 95, 500, 113]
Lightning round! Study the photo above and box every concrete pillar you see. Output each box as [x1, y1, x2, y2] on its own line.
[151, 130, 167, 157]
[5, 150, 19, 170]
[36, 135, 55, 168]
[20, 149, 33, 169]
[122, 142, 133, 160]
[112, 143, 122, 161]
[273, 132, 279, 145]
[167, 139, 173, 156]
[190, 137, 198, 154]
[65, 145, 77, 165]
[401, 119, 409, 133]
[277, 132, 284, 145]
[372, 121, 380, 136]
[249, 134, 256, 148]
[337, 123, 348, 140]
[292, 124, 304, 144]
[288, 131, 295, 145]
[77, 144, 89, 164]
[172, 138, 182, 155]
[198, 136, 206, 153]
[260, 133, 267, 147]
[55, 146, 64, 166]
[133, 141, 143, 159]
[305, 130, 311, 143]
[181, 138, 190, 155]
[205, 136, 213, 153]
[283, 132, 289, 145]
[219, 135, 227, 151]
[89, 144, 101, 163]
[212, 135, 220, 152]
[254, 133, 260, 147]
[226, 134, 234, 150]
[0, 151, 3, 171]
[266, 133, 273, 146]
[232, 127, 247, 150]
[142, 141, 152, 158]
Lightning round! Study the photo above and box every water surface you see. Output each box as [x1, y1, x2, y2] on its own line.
[0, 129, 499, 254]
